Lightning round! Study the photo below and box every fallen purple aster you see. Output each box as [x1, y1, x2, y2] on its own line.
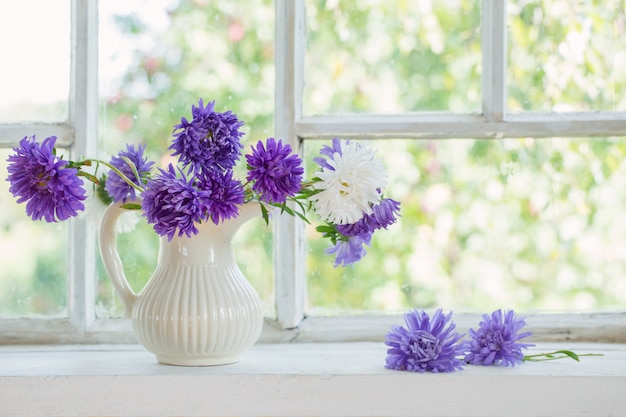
[465, 309, 534, 367]
[385, 309, 467, 373]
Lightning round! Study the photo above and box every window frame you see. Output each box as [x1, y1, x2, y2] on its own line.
[0, 0, 624, 344]
[273, 0, 626, 341]
[0, 0, 98, 342]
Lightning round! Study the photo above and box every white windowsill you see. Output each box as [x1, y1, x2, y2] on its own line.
[1, 342, 625, 417]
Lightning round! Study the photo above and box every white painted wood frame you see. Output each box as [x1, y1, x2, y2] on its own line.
[0, 0, 625, 344]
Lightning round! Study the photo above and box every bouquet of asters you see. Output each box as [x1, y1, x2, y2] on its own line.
[6, 99, 400, 267]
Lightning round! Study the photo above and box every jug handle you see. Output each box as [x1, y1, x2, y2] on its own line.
[98, 201, 139, 317]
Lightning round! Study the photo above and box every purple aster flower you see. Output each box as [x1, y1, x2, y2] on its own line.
[245, 138, 304, 204]
[197, 169, 245, 224]
[6, 135, 86, 222]
[313, 137, 343, 171]
[385, 309, 467, 373]
[104, 144, 154, 203]
[465, 309, 534, 367]
[170, 99, 244, 173]
[141, 164, 211, 240]
[336, 198, 401, 236]
[324, 232, 372, 267]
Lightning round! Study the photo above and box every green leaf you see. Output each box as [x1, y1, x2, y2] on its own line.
[294, 210, 310, 223]
[554, 350, 580, 361]
[316, 225, 336, 234]
[260, 203, 270, 225]
[281, 206, 296, 216]
[95, 177, 113, 205]
[120, 203, 142, 210]
[77, 171, 100, 185]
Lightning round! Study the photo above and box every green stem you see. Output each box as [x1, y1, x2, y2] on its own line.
[74, 158, 145, 194]
[120, 155, 143, 186]
[523, 350, 604, 362]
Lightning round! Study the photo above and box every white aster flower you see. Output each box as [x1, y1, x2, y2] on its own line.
[311, 139, 387, 224]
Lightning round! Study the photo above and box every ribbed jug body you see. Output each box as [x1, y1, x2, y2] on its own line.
[99, 201, 264, 366]
[132, 223, 263, 366]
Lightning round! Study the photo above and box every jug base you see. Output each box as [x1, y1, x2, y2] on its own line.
[156, 354, 240, 367]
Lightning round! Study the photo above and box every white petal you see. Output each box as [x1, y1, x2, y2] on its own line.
[311, 140, 387, 224]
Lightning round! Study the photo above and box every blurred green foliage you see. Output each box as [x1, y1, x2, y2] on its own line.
[2, 0, 626, 318]
[508, 0, 626, 111]
[305, 0, 482, 113]
[307, 137, 626, 314]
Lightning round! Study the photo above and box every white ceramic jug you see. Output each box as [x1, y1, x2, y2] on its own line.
[98, 200, 264, 366]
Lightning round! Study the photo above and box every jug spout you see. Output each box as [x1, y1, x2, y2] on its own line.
[233, 200, 266, 229]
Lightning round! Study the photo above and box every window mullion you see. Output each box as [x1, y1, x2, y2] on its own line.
[274, 0, 306, 329]
[68, 0, 99, 334]
[295, 112, 626, 139]
[0, 125, 74, 147]
[481, 0, 507, 122]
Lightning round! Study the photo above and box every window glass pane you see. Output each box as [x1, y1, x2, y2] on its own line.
[305, 138, 626, 315]
[0, 1, 69, 123]
[0, 149, 68, 317]
[508, 0, 626, 112]
[304, 0, 481, 115]
[96, 0, 276, 318]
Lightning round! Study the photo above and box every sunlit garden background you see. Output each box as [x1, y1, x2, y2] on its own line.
[1, 0, 626, 318]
